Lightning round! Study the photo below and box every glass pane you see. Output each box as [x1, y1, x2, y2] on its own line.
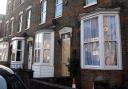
[56, 0, 62, 4]
[41, 0, 47, 23]
[42, 12, 46, 23]
[84, 17, 98, 42]
[43, 49, 50, 63]
[86, 0, 96, 4]
[34, 50, 37, 62]
[103, 16, 116, 41]
[84, 20, 90, 41]
[43, 33, 51, 63]
[16, 51, 22, 61]
[17, 41, 22, 49]
[35, 49, 40, 63]
[38, 33, 42, 48]
[35, 35, 38, 48]
[84, 42, 100, 65]
[104, 42, 117, 66]
[91, 17, 99, 39]
[55, 4, 62, 17]
[43, 33, 51, 49]
[27, 10, 31, 28]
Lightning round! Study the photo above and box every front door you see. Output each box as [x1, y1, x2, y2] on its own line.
[28, 42, 32, 69]
[62, 34, 70, 76]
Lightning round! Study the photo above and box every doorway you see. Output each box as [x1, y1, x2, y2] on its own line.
[62, 34, 71, 76]
[28, 42, 32, 69]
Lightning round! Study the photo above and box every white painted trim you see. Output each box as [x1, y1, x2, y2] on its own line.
[12, 37, 25, 40]
[59, 27, 72, 38]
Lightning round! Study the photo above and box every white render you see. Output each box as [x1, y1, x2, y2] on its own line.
[32, 64, 54, 78]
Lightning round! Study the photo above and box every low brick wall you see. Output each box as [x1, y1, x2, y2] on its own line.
[29, 79, 75, 89]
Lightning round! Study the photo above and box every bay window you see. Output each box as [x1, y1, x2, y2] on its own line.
[81, 10, 122, 69]
[34, 31, 54, 64]
[11, 37, 25, 69]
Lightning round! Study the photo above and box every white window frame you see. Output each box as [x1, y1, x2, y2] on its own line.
[26, 9, 31, 29]
[11, 37, 25, 63]
[18, 13, 23, 33]
[10, 17, 14, 35]
[6, 21, 9, 36]
[81, 10, 122, 70]
[84, 0, 97, 8]
[40, 0, 47, 24]
[34, 31, 54, 66]
[55, 0, 63, 18]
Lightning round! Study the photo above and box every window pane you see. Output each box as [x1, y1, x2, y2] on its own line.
[17, 41, 22, 49]
[38, 33, 42, 48]
[43, 33, 51, 49]
[41, 0, 47, 23]
[56, 0, 62, 4]
[84, 42, 100, 65]
[16, 51, 22, 61]
[35, 35, 38, 48]
[103, 16, 116, 41]
[35, 49, 40, 63]
[86, 0, 97, 5]
[104, 42, 117, 66]
[43, 49, 50, 63]
[55, 0, 62, 17]
[84, 17, 98, 42]
[43, 33, 51, 63]
[18, 15, 22, 32]
[27, 10, 31, 28]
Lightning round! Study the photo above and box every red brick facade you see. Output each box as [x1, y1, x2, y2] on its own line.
[2, 0, 128, 89]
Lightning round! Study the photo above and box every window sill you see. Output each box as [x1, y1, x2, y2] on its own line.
[25, 27, 30, 30]
[39, 22, 45, 25]
[33, 63, 53, 66]
[55, 15, 62, 19]
[17, 31, 21, 33]
[84, 2, 97, 8]
[81, 65, 122, 70]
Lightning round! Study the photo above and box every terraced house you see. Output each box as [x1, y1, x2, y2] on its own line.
[1, 0, 128, 89]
